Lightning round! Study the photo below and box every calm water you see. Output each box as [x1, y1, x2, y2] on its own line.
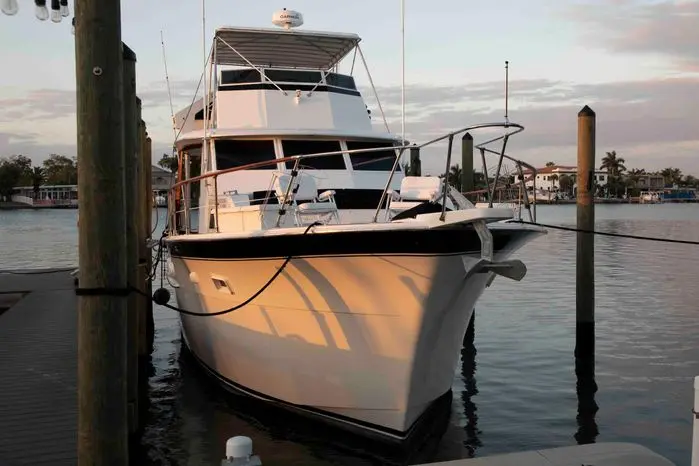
[1, 205, 698, 465]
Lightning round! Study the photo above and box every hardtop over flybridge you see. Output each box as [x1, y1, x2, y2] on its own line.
[164, 8, 545, 441]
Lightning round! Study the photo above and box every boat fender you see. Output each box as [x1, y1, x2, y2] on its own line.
[153, 287, 171, 305]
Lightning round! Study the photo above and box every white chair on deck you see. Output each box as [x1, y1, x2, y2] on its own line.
[388, 176, 444, 216]
[273, 173, 340, 226]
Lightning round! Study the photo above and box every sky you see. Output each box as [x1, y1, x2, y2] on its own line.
[0, 0, 697, 177]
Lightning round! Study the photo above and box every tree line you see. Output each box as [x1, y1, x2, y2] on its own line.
[0, 154, 78, 199]
[541, 151, 699, 198]
[407, 150, 699, 197]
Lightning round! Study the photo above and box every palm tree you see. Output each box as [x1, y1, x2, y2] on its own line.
[446, 164, 462, 191]
[545, 161, 556, 167]
[600, 150, 626, 197]
[660, 167, 683, 186]
[683, 174, 698, 188]
[31, 166, 44, 199]
[559, 174, 573, 196]
[550, 173, 559, 190]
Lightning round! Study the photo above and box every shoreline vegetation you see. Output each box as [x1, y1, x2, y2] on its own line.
[2, 150, 697, 209]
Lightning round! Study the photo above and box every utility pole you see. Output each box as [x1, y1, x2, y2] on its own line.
[75, 0, 129, 464]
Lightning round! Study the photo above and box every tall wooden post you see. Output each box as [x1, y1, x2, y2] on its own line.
[121, 42, 139, 436]
[461, 132, 474, 194]
[575, 105, 598, 445]
[409, 145, 421, 176]
[75, 0, 128, 464]
[576, 105, 596, 358]
[136, 111, 149, 358]
[145, 136, 155, 350]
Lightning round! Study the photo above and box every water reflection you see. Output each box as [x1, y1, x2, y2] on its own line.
[2, 206, 699, 465]
[460, 314, 481, 456]
[574, 349, 599, 444]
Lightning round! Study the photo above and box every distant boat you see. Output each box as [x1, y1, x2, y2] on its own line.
[154, 195, 167, 207]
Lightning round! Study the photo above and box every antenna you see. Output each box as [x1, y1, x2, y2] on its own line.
[201, 0, 209, 174]
[505, 60, 509, 123]
[160, 30, 177, 139]
[400, 0, 405, 145]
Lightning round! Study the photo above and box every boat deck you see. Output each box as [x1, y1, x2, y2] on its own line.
[0, 269, 77, 466]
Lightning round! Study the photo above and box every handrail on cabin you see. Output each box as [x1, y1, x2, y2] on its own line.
[168, 121, 527, 233]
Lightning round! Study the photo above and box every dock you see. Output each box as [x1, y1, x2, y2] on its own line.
[418, 443, 674, 466]
[0, 268, 77, 465]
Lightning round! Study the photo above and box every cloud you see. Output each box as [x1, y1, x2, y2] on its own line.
[0, 89, 76, 123]
[566, 0, 699, 72]
[365, 76, 699, 174]
[2, 75, 698, 176]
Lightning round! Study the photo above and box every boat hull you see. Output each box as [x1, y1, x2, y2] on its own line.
[167, 225, 539, 439]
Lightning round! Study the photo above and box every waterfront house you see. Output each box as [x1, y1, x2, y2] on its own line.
[513, 165, 609, 193]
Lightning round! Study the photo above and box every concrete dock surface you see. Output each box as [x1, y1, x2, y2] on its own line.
[419, 443, 674, 466]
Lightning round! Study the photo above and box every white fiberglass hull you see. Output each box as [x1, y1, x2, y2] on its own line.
[166, 220, 541, 439]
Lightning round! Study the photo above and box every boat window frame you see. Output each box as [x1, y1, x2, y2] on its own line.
[213, 138, 280, 171]
[344, 138, 402, 172]
[278, 137, 347, 170]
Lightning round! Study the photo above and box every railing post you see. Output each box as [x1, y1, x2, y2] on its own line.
[488, 134, 510, 207]
[440, 134, 454, 221]
[213, 174, 219, 232]
[184, 151, 191, 234]
[479, 148, 490, 204]
[276, 158, 301, 227]
[373, 146, 407, 222]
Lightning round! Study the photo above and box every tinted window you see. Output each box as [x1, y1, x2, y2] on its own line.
[325, 73, 357, 90]
[220, 69, 262, 85]
[265, 69, 322, 84]
[215, 140, 277, 171]
[282, 140, 345, 170]
[347, 141, 398, 171]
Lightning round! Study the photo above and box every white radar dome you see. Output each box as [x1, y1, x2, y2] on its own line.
[272, 8, 303, 29]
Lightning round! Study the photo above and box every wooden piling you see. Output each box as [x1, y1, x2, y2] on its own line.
[576, 105, 596, 359]
[75, 0, 129, 463]
[409, 145, 421, 176]
[461, 132, 474, 194]
[145, 135, 155, 350]
[121, 42, 139, 436]
[136, 112, 149, 358]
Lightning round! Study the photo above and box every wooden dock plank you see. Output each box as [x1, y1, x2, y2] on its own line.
[0, 270, 77, 466]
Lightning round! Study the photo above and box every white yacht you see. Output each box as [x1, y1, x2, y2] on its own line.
[164, 9, 545, 441]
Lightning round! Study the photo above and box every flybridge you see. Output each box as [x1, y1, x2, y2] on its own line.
[211, 8, 361, 70]
[212, 27, 361, 70]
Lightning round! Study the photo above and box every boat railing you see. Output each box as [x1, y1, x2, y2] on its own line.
[462, 143, 539, 223]
[168, 121, 529, 235]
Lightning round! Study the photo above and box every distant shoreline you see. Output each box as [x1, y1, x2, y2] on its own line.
[0, 202, 78, 210]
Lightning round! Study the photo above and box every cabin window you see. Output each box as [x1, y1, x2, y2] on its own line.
[219, 69, 262, 85]
[282, 140, 345, 170]
[346, 141, 398, 171]
[215, 140, 277, 171]
[325, 73, 357, 90]
[264, 69, 322, 84]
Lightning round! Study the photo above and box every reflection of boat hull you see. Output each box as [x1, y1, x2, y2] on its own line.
[168, 224, 540, 440]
